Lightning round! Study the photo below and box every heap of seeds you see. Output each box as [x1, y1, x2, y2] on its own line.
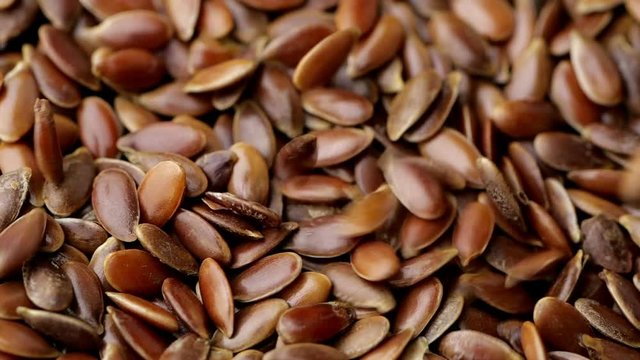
[1, 0, 640, 359]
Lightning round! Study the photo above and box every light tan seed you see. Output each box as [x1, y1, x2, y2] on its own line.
[104, 249, 172, 297]
[199, 258, 234, 337]
[439, 330, 523, 360]
[232, 252, 302, 302]
[334, 316, 389, 359]
[293, 29, 358, 90]
[212, 299, 289, 352]
[347, 15, 405, 78]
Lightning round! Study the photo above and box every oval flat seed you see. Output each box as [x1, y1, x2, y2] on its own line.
[232, 252, 302, 302]
[57, 218, 108, 255]
[23, 254, 74, 312]
[118, 123, 206, 158]
[137, 80, 213, 117]
[106, 292, 179, 333]
[138, 161, 186, 227]
[93, 47, 165, 92]
[162, 278, 209, 339]
[136, 223, 198, 275]
[424, 293, 465, 344]
[184, 58, 256, 93]
[0, 62, 38, 143]
[205, 191, 281, 227]
[453, 201, 495, 267]
[575, 298, 640, 348]
[231, 222, 297, 269]
[394, 277, 443, 337]
[199, 258, 234, 337]
[347, 15, 405, 78]
[379, 152, 447, 220]
[550, 60, 600, 131]
[232, 101, 277, 166]
[334, 316, 389, 359]
[389, 247, 458, 288]
[0, 168, 31, 233]
[459, 270, 535, 314]
[579, 334, 640, 360]
[452, 0, 515, 41]
[95, 158, 146, 186]
[77, 96, 119, 159]
[159, 333, 210, 360]
[533, 297, 593, 355]
[89, 10, 173, 50]
[43, 147, 96, 217]
[264, 343, 348, 360]
[256, 63, 304, 138]
[196, 151, 237, 191]
[104, 249, 172, 297]
[92, 168, 139, 242]
[0, 318, 60, 358]
[0, 208, 46, 279]
[88, 237, 123, 291]
[125, 151, 208, 197]
[361, 328, 412, 360]
[600, 269, 640, 331]
[279, 271, 332, 308]
[17, 307, 100, 351]
[439, 330, 523, 360]
[350, 240, 399, 282]
[261, 22, 334, 68]
[323, 262, 396, 313]
[546, 250, 586, 301]
[399, 197, 456, 259]
[172, 208, 231, 264]
[277, 302, 355, 344]
[293, 29, 357, 90]
[228, 143, 270, 204]
[62, 261, 104, 332]
[108, 306, 168, 360]
[26, 43, 81, 108]
[0, 282, 33, 320]
[302, 88, 373, 126]
[213, 298, 289, 352]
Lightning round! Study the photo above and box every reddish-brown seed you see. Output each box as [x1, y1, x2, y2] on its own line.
[232, 101, 277, 166]
[347, 15, 405, 77]
[453, 201, 495, 266]
[0, 282, 33, 320]
[302, 88, 373, 127]
[360, 328, 413, 360]
[232, 252, 302, 302]
[135, 223, 199, 275]
[264, 343, 348, 360]
[324, 262, 396, 313]
[0, 62, 38, 143]
[0, 318, 60, 358]
[92, 169, 139, 242]
[199, 258, 235, 337]
[277, 302, 355, 344]
[389, 247, 459, 288]
[93, 47, 166, 92]
[137, 80, 213, 117]
[533, 297, 594, 355]
[451, 0, 515, 41]
[439, 330, 522, 360]
[550, 60, 600, 131]
[104, 249, 172, 296]
[77, 97, 119, 158]
[62, 261, 104, 332]
[162, 278, 209, 338]
[172, 208, 231, 264]
[138, 161, 186, 227]
[17, 307, 100, 351]
[108, 306, 168, 360]
[228, 142, 270, 204]
[184, 58, 257, 93]
[279, 271, 332, 308]
[350, 241, 400, 282]
[0, 168, 31, 233]
[24, 45, 81, 108]
[106, 292, 179, 333]
[335, 0, 377, 34]
[394, 277, 443, 337]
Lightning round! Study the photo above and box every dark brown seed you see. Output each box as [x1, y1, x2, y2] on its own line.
[0, 318, 60, 358]
[575, 298, 640, 348]
[108, 306, 168, 360]
[534, 297, 593, 355]
[57, 218, 108, 255]
[231, 222, 297, 269]
[195, 201, 263, 240]
[256, 64, 304, 138]
[196, 150, 237, 191]
[274, 134, 317, 180]
[535, 132, 610, 171]
[459, 270, 535, 314]
[136, 223, 199, 275]
[0, 0, 38, 49]
[138, 161, 186, 227]
[261, 22, 334, 68]
[0, 168, 31, 233]
[104, 249, 172, 297]
[93, 47, 166, 92]
[92, 169, 139, 242]
[212, 298, 289, 352]
[199, 258, 235, 337]
[17, 307, 100, 351]
[232, 101, 277, 166]
[477, 157, 526, 232]
[439, 330, 522, 360]
[25, 45, 81, 108]
[490, 100, 561, 138]
[277, 302, 355, 344]
[205, 191, 280, 227]
[547, 250, 587, 301]
[172, 208, 232, 264]
[232, 252, 302, 302]
[581, 215, 633, 273]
